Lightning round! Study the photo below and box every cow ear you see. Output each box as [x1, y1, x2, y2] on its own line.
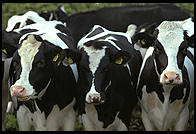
[60, 49, 81, 66]
[2, 30, 21, 58]
[110, 50, 132, 66]
[131, 32, 155, 48]
[187, 35, 194, 47]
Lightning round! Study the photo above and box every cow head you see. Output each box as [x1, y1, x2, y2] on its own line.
[2, 30, 22, 60]
[60, 40, 132, 105]
[135, 21, 194, 87]
[9, 34, 62, 101]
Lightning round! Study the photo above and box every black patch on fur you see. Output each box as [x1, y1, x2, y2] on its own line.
[57, 33, 76, 49]
[86, 27, 104, 38]
[19, 29, 38, 35]
[55, 24, 72, 36]
[26, 19, 35, 25]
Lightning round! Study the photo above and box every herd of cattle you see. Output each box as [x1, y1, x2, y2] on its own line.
[2, 4, 194, 131]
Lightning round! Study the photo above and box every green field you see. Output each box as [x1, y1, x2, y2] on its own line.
[2, 3, 194, 131]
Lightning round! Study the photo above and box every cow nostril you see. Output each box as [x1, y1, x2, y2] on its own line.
[169, 79, 174, 84]
[164, 74, 168, 79]
[176, 74, 180, 80]
[19, 87, 25, 93]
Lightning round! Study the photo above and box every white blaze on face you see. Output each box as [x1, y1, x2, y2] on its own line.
[157, 21, 184, 84]
[11, 35, 42, 96]
[83, 45, 106, 103]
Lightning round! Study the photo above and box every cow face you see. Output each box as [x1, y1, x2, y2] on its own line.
[136, 21, 193, 87]
[61, 40, 132, 104]
[9, 34, 61, 101]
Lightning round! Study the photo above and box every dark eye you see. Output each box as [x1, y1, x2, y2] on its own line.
[13, 61, 20, 70]
[102, 67, 109, 73]
[36, 60, 45, 68]
[154, 48, 160, 54]
[181, 47, 187, 55]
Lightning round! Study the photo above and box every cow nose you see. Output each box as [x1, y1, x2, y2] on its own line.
[89, 94, 101, 103]
[10, 86, 26, 97]
[163, 72, 180, 85]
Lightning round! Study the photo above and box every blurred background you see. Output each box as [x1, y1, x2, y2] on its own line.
[2, 3, 194, 131]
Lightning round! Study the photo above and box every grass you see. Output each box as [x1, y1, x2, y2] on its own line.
[2, 3, 194, 131]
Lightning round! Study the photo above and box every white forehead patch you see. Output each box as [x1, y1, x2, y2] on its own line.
[12, 35, 42, 96]
[83, 45, 106, 74]
[157, 21, 184, 51]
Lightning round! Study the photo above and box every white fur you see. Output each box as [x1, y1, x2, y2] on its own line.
[140, 86, 188, 130]
[178, 17, 194, 37]
[17, 98, 76, 131]
[6, 11, 46, 31]
[82, 104, 127, 131]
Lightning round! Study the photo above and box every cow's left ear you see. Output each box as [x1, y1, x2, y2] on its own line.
[187, 35, 194, 47]
[110, 50, 133, 66]
[59, 49, 81, 66]
[131, 32, 155, 48]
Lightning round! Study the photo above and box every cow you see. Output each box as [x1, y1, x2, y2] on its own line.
[135, 21, 194, 130]
[7, 21, 78, 130]
[6, 5, 67, 32]
[57, 25, 143, 130]
[61, 4, 190, 43]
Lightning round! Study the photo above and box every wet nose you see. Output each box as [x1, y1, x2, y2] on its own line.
[10, 86, 26, 97]
[89, 94, 101, 103]
[163, 72, 180, 85]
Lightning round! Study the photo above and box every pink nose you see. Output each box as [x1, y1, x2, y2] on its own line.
[89, 94, 101, 103]
[10, 86, 26, 97]
[163, 72, 180, 85]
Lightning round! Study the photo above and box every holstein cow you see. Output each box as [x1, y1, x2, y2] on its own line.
[6, 5, 67, 31]
[62, 4, 190, 43]
[8, 21, 78, 130]
[135, 21, 194, 130]
[59, 25, 143, 130]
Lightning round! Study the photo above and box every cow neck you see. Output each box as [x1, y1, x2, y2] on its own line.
[35, 78, 52, 100]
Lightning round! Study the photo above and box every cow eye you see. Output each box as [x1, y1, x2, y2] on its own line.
[13, 61, 20, 70]
[36, 60, 45, 68]
[102, 67, 109, 73]
[181, 47, 187, 55]
[154, 48, 160, 54]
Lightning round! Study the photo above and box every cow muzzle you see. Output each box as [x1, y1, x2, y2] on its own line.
[88, 93, 104, 104]
[10, 86, 30, 101]
[162, 72, 181, 85]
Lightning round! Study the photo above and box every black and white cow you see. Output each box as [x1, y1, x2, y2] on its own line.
[59, 25, 143, 130]
[6, 5, 67, 31]
[135, 21, 194, 130]
[7, 21, 78, 130]
[62, 4, 190, 43]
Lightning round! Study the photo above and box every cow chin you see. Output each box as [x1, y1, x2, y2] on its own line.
[17, 95, 31, 101]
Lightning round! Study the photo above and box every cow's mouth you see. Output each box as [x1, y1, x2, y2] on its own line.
[17, 96, 31, 101]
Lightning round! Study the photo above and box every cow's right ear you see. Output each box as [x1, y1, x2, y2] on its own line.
[2, 30, 21, 58]
[59, 49, 81, 66]
[131, 32, 155, 48]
